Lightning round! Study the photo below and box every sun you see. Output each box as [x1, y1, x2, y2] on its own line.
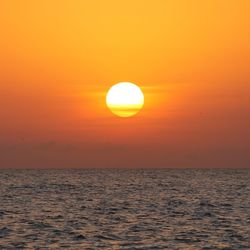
[106, 82, 144, 117]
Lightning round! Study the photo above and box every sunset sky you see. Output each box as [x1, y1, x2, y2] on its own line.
[0, 0, 249, 168]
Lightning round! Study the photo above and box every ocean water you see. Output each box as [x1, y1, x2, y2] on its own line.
[0, 169, 249, 249]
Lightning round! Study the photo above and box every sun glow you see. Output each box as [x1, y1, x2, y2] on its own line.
[106, 82, 144, 117]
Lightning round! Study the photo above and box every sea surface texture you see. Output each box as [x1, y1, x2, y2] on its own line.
[0, 169, 249, 249]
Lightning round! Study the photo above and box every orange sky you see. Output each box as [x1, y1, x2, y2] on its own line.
[0, 0, 249, 168]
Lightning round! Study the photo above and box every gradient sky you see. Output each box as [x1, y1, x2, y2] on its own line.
[0, 0, 249, 168]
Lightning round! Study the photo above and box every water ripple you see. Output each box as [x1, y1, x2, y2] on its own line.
[0, 169, 249, 249]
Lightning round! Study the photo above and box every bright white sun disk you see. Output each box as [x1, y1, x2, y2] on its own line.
[106, 82, 144, 117]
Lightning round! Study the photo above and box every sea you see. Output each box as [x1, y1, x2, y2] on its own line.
[0, 169, 249, 249]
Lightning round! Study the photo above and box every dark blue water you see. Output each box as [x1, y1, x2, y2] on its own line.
[0, 169, 249, 249]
